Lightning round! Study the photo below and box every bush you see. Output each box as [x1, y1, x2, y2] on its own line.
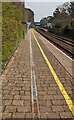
[2, 2, 25, 67]
[63, 25, 70, 34]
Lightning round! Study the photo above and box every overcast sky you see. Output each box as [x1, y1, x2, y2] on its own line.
[25, 0, 71, 22]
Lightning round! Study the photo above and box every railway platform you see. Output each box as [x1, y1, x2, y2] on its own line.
[1, 29, 74, 119]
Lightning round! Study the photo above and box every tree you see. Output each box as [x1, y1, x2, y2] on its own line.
[68, 1, 74, 18]
[40, 17, 47, 28]
[52, 12, 71, 29]
[58, 2, 70, 13]
[53, 8, 60, 17]
[68, 1, 74, 28]
[54, 22, 61, 30]
[47, 16, 53, 23]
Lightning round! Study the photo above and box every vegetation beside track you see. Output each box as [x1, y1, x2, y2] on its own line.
[39, 1, 74, 39]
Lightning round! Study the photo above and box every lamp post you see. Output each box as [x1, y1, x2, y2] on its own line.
[21, 20, 27, 38]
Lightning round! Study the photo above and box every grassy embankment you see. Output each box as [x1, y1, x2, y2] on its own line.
[2, 2, 25, 68]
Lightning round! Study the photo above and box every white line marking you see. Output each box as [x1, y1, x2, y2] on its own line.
[30, 31, 40, 119]
[39, 36, 74, 61]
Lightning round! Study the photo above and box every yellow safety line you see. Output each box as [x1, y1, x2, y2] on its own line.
[32, 31, 74, 116]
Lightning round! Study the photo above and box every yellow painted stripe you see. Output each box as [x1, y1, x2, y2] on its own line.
[32, 31, 74, 116]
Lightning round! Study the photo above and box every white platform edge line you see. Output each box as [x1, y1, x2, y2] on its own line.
[39, 36, 74, 62]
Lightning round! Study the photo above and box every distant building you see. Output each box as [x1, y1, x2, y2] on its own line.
[34, 22, 40, 26]
[24, 8, 34, 23]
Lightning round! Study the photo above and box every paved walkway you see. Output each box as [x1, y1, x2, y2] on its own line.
[2, 31, 32, 119]
[1, 29, 74, 119]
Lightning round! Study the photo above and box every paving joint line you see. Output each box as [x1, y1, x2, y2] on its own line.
[29, 31, 40, 119]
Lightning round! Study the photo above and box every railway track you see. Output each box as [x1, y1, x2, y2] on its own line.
[35, 28, 74, 60]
